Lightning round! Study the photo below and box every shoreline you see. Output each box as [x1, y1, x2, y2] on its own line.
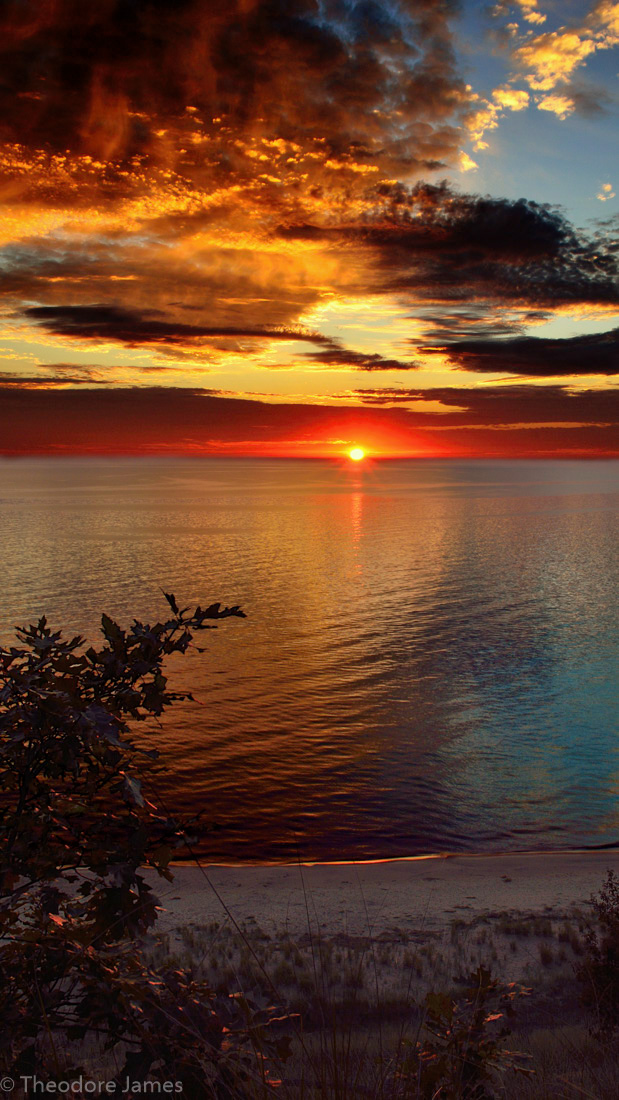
[151, 848, 619, 941]
[169, 842, 619, 870]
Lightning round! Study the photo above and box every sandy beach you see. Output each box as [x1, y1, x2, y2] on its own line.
[139, 851, 619, 1096]
[150, 849, 619, 939]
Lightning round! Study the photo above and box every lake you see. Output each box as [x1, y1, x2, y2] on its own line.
[1, 457, 617, 862]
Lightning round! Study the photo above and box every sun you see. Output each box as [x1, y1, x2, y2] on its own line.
[348, 446, 366, 462]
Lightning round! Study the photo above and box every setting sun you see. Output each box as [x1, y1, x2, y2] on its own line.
[348, 447, 366, 461]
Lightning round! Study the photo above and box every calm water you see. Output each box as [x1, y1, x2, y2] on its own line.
[1, 457, 618, 862]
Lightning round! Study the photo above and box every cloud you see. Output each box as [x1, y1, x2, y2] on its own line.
[2, 179, 616, 387]
[414, 309, 532, 341]
[0, 0, 470, 181]
[1, 384, 616, 457]
[303, 347, 421, 371]
[597, 182, 616, 201]
[512, 1, 619, 93]
[22, 304, 334, 349]
[0, 0, 478, 367]
[347, 183, 619, 308]
[565, 79, 614, 116]
[367, 184, 570, 257]
[0, 0, 617, 451]
[421, 326, 619, 376]
[7, 173, 616, 373]
[537, 94, 575, 119]
[0, 360, 138, 386]
[465, 84, 530, 152]
[492, 0, 547, 27]
[0, 233, 337, 343]
[484, 3, 617, 129]
[458, 151, 478, 172]
[280, 182, 578, 260]
[0, 372, 107, 388]
[352, 382, 619, 425]
[514, 31, 597, 92]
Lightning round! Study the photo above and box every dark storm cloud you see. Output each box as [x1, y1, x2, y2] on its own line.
[23, 304, 334, 348]
[367, 186, 571, 258]
[279, 183, 619, 308]
[0, 0, 467, 172]
[424, 327, 619, 376]
[280, 184, 572, 257]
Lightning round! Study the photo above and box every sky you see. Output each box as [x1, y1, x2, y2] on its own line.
[0, 0, 618, 457]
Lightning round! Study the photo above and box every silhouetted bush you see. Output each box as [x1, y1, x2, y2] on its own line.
[397, 965, 532, 1099]
[578, 869, 619, 1039]
[0, 595, 289, 1094]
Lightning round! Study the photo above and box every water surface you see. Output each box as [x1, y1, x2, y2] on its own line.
[1, 458, 617, 862]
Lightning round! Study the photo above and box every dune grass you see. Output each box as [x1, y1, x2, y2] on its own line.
[143, 896, 619, 1099]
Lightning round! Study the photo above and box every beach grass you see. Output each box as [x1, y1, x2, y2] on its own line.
[145, 882, 619, 1098]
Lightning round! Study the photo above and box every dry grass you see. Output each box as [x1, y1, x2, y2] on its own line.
[143, 903, 619, 1098]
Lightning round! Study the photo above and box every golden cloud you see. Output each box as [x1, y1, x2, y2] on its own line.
[537, 94, 575, 118]
[465, 85, 530, 151]
[513, 1, 619, 92]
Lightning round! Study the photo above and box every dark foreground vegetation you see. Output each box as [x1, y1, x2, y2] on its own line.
[1, 598, 619, 1098]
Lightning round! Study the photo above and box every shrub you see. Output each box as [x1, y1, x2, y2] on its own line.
[577, 869, 619, 1038]
[0, 595, 290, 1094]
[398, 965, 532, 1099]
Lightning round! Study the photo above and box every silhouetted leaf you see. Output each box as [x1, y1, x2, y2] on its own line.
[162, 591, 180, 616]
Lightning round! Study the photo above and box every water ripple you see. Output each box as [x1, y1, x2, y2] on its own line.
[1, 457, 618, 861]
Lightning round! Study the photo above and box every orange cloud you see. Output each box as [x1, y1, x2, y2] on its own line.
[465, 85, 529, 151]
[0, 0, 618, 457]
[512, 1, 619, 93]
[597, 182, 616, 200]
[536, 93, 576, 118]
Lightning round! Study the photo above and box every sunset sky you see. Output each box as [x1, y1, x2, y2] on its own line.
[1, 0, 618, 457]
